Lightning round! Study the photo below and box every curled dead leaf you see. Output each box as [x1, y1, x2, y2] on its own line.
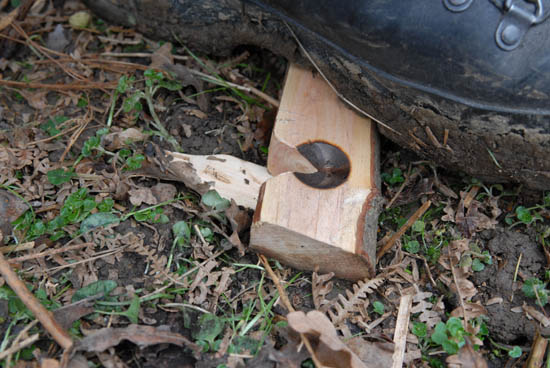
[287, 310, 367, 368]
[75, 324, 200, 355]
[102, 128, 148, 151]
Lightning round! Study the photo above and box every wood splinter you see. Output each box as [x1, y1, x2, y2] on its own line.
[250, 64, 383, 280]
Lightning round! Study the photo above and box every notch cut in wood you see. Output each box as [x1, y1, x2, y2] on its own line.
[250, 64, 383, 280]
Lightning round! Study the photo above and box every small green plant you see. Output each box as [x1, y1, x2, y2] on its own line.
[490, 338, 522, 359]
[412, 322, 428, 338]
[372, 301, 385, 315]
[40, 115, 69, 137]
[459, 243, 493, 272]
[47, 168, 76, 186]
[505, 192, 550, 228]
[120, 69, 183, 151]
[13, 188, 116, 241]
[430, 317, 465, 355]
[522, 277, 549, 306]
[193, 313, 225, 352]
[382, 167, 405, 186]
[201, 190, 230, 211]
[166, 220, 192, 269]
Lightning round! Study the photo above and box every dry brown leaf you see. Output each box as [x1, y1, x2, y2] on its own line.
[151, 182, 177, 203]
[451, 302, 487, 322]
[164, 63, 209, 112]
[346, 337, 394, 368]
[0, 189, 29, 243]
[75, 325, 200, 354]
[102, 128, 148, 151]
[523, 303, 550, 327]
[52, 299, 95, 330]
[17, 90, 49, 110]
[446, 337, 488, 368]
[0, 7, 18, 32]
[411, 291, 442, 328]
[452, 191, 497, 238]
[287, 310, 367, 368]
[312, 272, 334, 312]
[128, 187, 157, 206]
[45, 24, 70, 52]
[38, 359, 59, 368]
[225, 199, 250, 256]
[441, 201, 456, 222]
[149, 42, 173, 69]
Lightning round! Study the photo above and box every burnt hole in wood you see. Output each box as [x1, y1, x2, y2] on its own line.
[294, 141, 350, 189]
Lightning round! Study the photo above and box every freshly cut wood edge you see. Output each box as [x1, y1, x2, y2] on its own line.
[251, 172, 382, 280]
[251, 221, 373, 280]
[136, 152, 271, 210]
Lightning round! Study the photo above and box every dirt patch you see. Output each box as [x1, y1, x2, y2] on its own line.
[473, 228, 549, 344]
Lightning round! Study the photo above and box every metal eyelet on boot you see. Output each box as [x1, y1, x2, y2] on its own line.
[495, 0, 547, 51]
[442, 0, 474, 12]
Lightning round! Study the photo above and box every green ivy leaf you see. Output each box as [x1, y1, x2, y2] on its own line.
[123, 296, 140, 324]
[173, 221, 191, 246]
[77, 97, 88, 108]
[228, 336, 261, 355]
[47, 168, 75, 186]
[508, 346, 522, 358]
[471, 258, 485, 272]
[125, 154, 145, 170]
[201, 190, 230, 211]
[431, 322, 448, 345]
[158, 78, 183, 91]
[404, 240, 420, 254]
[522, 278, 549, 306]
[412, 220, 425, 233]
[116, 75, 134, 94]
[411, 322, 427, 338]
[41, 116, 68, 137]
[72, 280, 117, 303]
[194, 313, 224, 343]
[122, 91, 144, 113]
[446, 317, 464, 337]
[98, 198, 114, 212]
[382, 168, 404, 186]
[372, 301, 385, 315]
[515, 206, 533, 224]
[441, 339, 459, 355]
[80, 212, 119, 233]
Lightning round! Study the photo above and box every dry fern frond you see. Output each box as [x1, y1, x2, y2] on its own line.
[312, 272, 334, 312]
[328, 277, 385, 336]
[411, 291, 442, 329]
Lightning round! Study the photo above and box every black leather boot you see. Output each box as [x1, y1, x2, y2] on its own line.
[82, 0, 550, 190]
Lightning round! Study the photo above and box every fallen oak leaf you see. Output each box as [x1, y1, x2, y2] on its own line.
[75, 324, 200, 355]
[287, 310, 367, 368]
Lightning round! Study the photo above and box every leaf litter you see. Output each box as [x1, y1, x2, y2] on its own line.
[0, 1, 547, 367]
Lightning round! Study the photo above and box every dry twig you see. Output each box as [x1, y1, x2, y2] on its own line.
[0, 252, 73, 349]
[259, 254, 323, 368]
[377, 200, 432, 260]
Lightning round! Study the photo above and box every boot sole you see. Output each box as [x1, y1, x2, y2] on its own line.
[82, 0, 550, 190]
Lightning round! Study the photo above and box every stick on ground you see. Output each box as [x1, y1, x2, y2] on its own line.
[377, 200, 431, 260]
[0, 252, 73, 350]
